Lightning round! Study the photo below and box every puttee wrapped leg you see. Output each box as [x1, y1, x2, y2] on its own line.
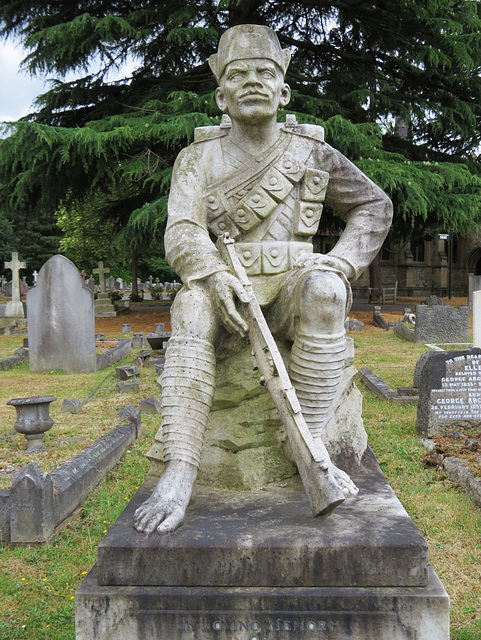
[157, 336, 216, 467]
[288, 330, 346, 440]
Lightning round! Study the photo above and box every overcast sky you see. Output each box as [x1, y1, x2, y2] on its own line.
[0, 38, 137, 122]
[0, 39, 48, 121]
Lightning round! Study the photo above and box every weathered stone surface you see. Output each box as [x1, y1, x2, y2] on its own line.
[393, 321, 415, 342]
[132, 333, 144, 349]
[0, 490, 10, 542]
[98, 450, 427, 589]
[150, 340, 367, 488]
[443, 456, 481, 509]
[359, 369, 417, 405]
[417, 348, 481, 437]
[116, 365, 140, 380]
[51, 423, 137, 527]
[0, 347, 29, 371]
[118, 404, 142, 437]
[94, 292, 117, 317]
[346, 317, 364, 331]
[96, 338, 131, 371]
[414, 304, 469, 344]
[413, 350, 439, 388]
[76, 448, 448, 639]
[116, 380, 140, 394]
[10, 461, 55, 543]
[139, 397, 161, 414]
[27, 255, 96, 373]
[76, 564, 449, 640]
[61, 399, 81, 414]
[372, 306, 389, 331]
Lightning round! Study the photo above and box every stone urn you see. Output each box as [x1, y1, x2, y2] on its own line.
[7, 395, 56, 452]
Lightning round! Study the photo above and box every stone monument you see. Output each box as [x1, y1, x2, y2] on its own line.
[93, 261, 117, 317]
[27, 254, 96, 372]
[76, 24, 449, 639]
[4, 251, 26, 320]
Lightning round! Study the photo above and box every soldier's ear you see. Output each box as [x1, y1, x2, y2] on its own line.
[280, 83, 291, 108]
[215, 87, 227, 113]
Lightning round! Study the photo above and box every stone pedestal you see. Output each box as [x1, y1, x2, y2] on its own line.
[94, 292, 117, 317]
[75, 449, 449, 639]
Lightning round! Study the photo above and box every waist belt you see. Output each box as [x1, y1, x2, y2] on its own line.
[234, 241, 313, 276]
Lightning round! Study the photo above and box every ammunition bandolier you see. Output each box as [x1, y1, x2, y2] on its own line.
[152, 118, 392, 469]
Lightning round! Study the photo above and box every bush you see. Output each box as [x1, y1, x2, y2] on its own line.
[108, 290, 123, 301]
[129, 292, 143, 302]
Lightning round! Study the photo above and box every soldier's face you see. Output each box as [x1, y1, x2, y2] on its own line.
[215, 58, 290, 123]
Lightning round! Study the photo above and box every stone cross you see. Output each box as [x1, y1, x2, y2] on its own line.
[5, 252, 26, 303]
[93, 261, 110, 294]
[32, 270, 39, 285]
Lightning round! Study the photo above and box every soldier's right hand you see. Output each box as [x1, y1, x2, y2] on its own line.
[207, 271, 249, 337]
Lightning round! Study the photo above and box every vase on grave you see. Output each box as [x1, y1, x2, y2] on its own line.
[7, 395, 56, 452]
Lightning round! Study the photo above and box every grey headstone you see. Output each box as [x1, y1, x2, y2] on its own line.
[27, 255, 96, 373]
[417, 348, 481, 437]
[413, 351, 439, 388]
[115, 365, 140, 380]
[10, 461, 55, 543]
[372, 306, 389, 331]
[132, 333, 144, 349]
[346, 318, 364, 331]
[106, 275, 115, 291]
[414, 305, 469, 344]
[421, 295, 444, 306]
[139, 396, 161, 414]
[121, 323, 132, 334]
[95, 333, 105, 341]
[118, 403, 142, 437]
[62, 399, 81, 414]
[155, 323, 165, 333]
[116, 380, 140, 394]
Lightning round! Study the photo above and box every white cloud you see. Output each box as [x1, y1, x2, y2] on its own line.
[0, 39, 48, 121]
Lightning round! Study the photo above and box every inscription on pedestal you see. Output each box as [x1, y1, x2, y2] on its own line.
[417, 349, 481, 436]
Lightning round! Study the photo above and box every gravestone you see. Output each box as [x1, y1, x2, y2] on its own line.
[106, 275, 115, 291]
[86, 276, 95, 292]
[414, 304, 469, 344]
[32, 270, 39, 285]
[473, 290, 481, 348]
[93, 261, 116, 317]
[417, 348, 481, 437]
[27, 255, 96, 373]
[5, 252, 26, 318]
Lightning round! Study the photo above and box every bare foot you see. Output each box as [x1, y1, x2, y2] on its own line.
[330, 463, 359, 498]
[133, 460, 197, 535]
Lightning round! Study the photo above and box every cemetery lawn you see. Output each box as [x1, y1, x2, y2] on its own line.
[0, 306, 480, 639]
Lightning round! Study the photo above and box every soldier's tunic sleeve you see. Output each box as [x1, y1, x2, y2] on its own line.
[318, 142, 393, 282]
[164, 143, 228, 287]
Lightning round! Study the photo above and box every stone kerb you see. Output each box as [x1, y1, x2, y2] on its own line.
[2, 419, 140, 544]
[27, 255, 96, 373]
[96, 338, 132, 370]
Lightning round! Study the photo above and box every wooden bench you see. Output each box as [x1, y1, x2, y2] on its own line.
[381, 281, 398, 304]
[368, 281, 398, 304]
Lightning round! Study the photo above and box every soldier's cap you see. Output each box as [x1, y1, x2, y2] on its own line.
[209, 24, 291, 83]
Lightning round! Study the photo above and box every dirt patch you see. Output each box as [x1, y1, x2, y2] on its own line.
[424, 429, 481, 478]
[95, 308, 171, 336]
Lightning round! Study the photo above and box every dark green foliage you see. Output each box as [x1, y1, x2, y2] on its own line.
[0, 212, 17, 265]
[0, 0, 481, 267]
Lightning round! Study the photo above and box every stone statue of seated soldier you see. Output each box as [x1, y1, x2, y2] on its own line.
[134, 24, 392, 536]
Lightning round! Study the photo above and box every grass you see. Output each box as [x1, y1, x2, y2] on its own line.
[0, 308, 480, 638]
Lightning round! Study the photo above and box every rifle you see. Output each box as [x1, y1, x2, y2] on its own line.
[216, 233, 350, 516]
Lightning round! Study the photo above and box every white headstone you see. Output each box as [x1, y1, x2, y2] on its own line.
[27, 255, 96, 372]
[474, 290, 481, 348]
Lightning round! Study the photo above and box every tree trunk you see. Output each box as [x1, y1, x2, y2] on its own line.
[131, 250, 139, 296]
[369, 251, 382, 296]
